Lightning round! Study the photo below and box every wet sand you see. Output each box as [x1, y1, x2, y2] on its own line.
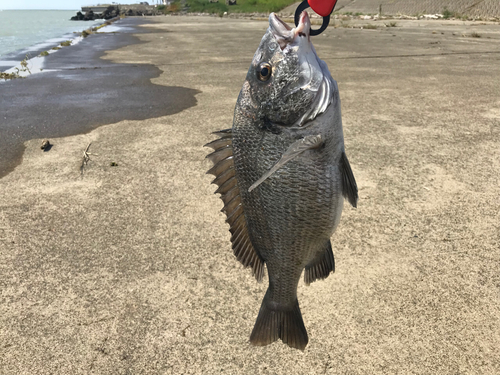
[0, 18, 199, 178]
[0, 15, 499, 374]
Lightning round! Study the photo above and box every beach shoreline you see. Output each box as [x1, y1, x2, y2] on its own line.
[0, 10, 106, 70]
[0, 16, 124, 80]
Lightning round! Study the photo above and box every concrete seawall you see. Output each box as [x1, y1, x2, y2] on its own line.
[83, 1, 500, 19]
[335, 0, 500, 19]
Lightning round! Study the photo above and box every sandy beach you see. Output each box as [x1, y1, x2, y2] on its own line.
[1, 15, 499, 374]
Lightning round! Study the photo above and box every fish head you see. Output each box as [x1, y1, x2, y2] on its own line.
[244, 12, 333, 127]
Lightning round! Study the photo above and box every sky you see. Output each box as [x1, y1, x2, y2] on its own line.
[0, 0, 97, 10]
[0, 1, 152, 10]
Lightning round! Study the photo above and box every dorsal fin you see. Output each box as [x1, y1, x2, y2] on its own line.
[205, 129, 265, 282]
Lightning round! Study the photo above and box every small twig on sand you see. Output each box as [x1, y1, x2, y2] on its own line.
[80, 142, 98, 174]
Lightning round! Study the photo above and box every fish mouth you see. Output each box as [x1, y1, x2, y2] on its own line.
[269, 12, 311, 49]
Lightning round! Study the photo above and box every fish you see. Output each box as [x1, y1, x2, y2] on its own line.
[205, 11, 358, 350]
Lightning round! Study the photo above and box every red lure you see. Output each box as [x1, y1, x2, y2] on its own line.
[308, 0, 338, 17]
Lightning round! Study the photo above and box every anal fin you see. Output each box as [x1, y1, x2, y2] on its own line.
[340, 151, 358, 208]
[304, 240, 335, 285]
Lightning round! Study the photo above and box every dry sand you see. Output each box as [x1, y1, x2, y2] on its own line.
[1, 15, 499, 374]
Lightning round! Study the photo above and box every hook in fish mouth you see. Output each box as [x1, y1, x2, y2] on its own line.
[269, 11, 311, 49]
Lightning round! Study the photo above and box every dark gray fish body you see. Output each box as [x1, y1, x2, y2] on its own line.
[206, 12, 357, 350]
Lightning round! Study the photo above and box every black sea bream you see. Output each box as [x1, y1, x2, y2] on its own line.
[206, 11, 358, 350]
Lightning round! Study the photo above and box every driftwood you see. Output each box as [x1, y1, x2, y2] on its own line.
[80, 142, 97, 174]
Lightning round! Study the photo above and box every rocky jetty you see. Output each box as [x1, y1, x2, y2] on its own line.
[71, 6, 120, 20]
[71, 5, 159, 20]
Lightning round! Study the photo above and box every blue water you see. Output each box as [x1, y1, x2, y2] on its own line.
[0, 10, 103, 59]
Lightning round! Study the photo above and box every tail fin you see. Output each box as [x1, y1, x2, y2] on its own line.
[249, 291, 308, 350]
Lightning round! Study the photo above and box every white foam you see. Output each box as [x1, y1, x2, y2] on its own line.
[3, 56, 48, 77]
[97, 24, 123, 33]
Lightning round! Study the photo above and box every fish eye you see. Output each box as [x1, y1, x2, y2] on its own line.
[257, 62, 272, 82]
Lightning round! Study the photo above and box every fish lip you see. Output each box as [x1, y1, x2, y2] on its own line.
[269, 12, 310, 48]
[269, 12, 292, 35]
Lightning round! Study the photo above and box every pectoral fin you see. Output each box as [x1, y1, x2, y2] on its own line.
[248, 135, 323, 192]
[340, 151, 358, 208]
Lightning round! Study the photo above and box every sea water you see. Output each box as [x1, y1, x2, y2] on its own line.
[0, 10, 103, 60]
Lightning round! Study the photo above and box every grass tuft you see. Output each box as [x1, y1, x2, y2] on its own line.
[185, 0, 228, 14]
[0, 55, 31, 80]
[442, 7, 463, 20]
[180, 0, 299, 14]
[158, 2, 181, 13]
[0, 72, 19, 80]
[442, 7, 454, 19]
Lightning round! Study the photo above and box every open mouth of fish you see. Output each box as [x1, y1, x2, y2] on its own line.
[268, 11, 312, 50]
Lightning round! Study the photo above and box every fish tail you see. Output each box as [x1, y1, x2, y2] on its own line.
[249, 290, 308, 350]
